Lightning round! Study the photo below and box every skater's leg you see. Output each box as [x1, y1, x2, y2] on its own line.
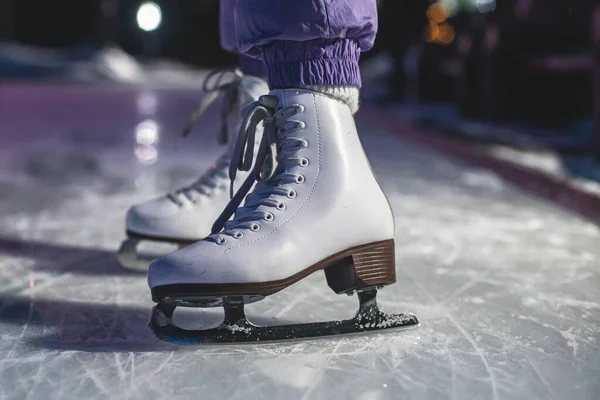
[151, 0, 391, 293]
[238, 55, 265, 77]
[220, 0, 266, 77]
[147, 0, 418, 343]
[218, 0, 237, 55]
[235, 0, 378, 113]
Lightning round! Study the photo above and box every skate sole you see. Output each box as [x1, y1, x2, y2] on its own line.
[126, 230, 200, 246]
[151, 239, 397, 303]
[149, 289, 419, 344]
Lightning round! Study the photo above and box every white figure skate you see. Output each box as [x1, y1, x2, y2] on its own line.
[117, 71, 269, 271]
[148, 89, 418, 343]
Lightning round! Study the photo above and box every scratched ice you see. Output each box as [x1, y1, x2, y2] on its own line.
[0, 84, 599, 400]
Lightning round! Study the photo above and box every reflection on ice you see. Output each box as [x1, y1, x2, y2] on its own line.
[136, 91, 159, 116]
[134, 143, 158, 164]
[135, 119, 159, 145]
[134, 119, 159, 164]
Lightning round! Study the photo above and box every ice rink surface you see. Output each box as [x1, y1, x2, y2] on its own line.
[0, 84, 599, 400]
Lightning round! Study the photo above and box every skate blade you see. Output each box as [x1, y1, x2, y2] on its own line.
[149, 289, 419, 344]
[116, 238, 186, 272]
[161, 295, 265, 308]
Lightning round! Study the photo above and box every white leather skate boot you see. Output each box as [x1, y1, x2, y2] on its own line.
[117, 72, 269, 270]
[148, 89, 418, 343]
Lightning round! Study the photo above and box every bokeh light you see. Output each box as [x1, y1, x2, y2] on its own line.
[437, 23, 456, 45]
[136, 2, 162, 32]
[424, 21, 441, 43]
[427, 3, 448, 24]
[135, 119, 159, 145]
[476, 0, 497, 13]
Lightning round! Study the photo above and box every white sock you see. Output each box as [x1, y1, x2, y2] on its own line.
[302, 85, 360, 114]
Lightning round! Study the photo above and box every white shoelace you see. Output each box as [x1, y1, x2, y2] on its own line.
[167, 69, 250, 206]
[167, 151, 231, 206]
[181, 68, 244, 144]
[208, 95, 308, 244]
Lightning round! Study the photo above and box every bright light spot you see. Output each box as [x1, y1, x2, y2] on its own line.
[383, 384, 388, 388]
[29, 279, 34, 288]
[136, 119, 159, 145]
[437, 23, 456, 45]
[476, 0, 496, 13]
[438, 0, 459, 16]
[135, 144, 158, 164]
[137, 2, 162, 32]
[424, 21, 440, 43]
[134, 118, 159, 163]
[427, 3, 448, 24]
[137, 91, 158, 115]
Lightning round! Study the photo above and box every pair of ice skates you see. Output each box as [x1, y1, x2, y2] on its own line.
[118, 71, 418, 343]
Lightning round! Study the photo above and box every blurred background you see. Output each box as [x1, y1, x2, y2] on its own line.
[1, 0, 599, 167]
[2, 3, 600, 397]
[370, 0, 599, 171]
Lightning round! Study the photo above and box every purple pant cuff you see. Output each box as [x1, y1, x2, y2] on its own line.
[262, 39, 362, 89]
[239, 55, 267, 78]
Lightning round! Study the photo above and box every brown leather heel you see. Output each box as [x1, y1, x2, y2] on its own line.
[324, 239, 396, 294]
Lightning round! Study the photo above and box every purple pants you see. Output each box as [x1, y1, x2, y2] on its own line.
[219, 0, 378, 88]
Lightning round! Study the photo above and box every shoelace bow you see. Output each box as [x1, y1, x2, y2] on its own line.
[209, 95, 307, 240]
[182, 68, 244, 144]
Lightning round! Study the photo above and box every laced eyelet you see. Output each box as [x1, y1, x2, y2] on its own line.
[216, 236, 227, 245]
[299, 158, 309, 167]
[287, 189, 297, 199]
[264, 212, 274, 221]
[295, 104, 305, 113]
[250, 223, 261, 232]
[301, 139, 309, 148]
[276, 202, 286, 211]
[233, 231, 243, 239]
[295, 174, 305, 184]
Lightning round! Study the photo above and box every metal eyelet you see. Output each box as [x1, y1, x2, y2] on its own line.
[296, 104, 305, 113]
[264, 212, 274, 222]
[287, 189, 297, 199]
[299, 158, 309, 167]
[250, 223, 261, 232]
[301, 139, 309, 148]
[216, 236, 227, 245]
[276, 202, 286, 211]
[233, 231, 243, 239]
[295, 175, 305, 184]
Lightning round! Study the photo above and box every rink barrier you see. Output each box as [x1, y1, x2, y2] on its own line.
[360, 107, 600, 226]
